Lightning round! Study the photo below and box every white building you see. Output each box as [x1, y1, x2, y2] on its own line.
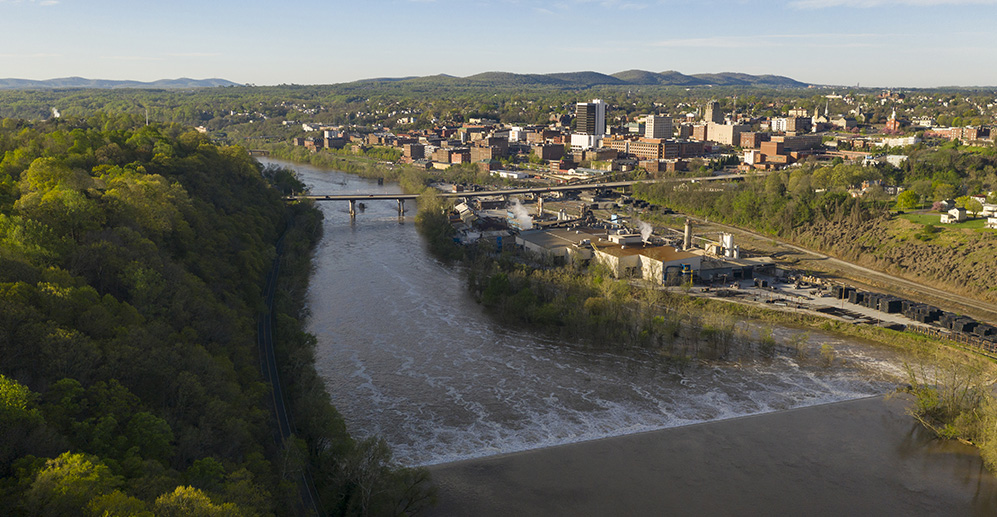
[494, 170, 529, 179]
[940, 207, 968, 224]
[508, 126, 528, 142]
[570, 133, 602, 151]
[706, 122, 749, 146]
[879, 136, 920, 148]
[645, 115, 673, 139]
[572, 99, 607, 150]
[885, 155, 908, 168]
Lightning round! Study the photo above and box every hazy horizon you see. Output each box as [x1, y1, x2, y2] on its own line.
[1, 69, 995, 90]
[2, 0, 996, 88]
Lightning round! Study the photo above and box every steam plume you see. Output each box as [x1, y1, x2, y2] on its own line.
[509, 198, 534, 230]
[637, 219, 653, 242]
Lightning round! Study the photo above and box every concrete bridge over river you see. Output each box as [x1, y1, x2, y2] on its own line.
[285, 172, 760, 216]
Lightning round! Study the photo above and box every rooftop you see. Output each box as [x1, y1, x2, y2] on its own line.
[519, 227, 606, 249]
[592, 241, 699, 262]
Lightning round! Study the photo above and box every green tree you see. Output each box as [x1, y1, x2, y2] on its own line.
[87, 490, 153, 517]
[956, 196, 984, 215]
[125, 412, 174, 464]
[14, 158, 105, 241]
[0, 375, 66, 477]
[896, 190, 921, 210]
[24, 452, 122, 516]
[0, 373, 35, 417]
[911, 179, 934, 201]
[932, 182, 956, 201]
[153, 486, 242, 517]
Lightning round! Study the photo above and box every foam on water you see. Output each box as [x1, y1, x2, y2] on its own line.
[273, 159, 911, 468]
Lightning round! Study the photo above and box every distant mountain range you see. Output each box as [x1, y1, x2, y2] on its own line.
[353, 70, 811, 88]
[0, 71, 810, 90]
[0, 77, 241, 90]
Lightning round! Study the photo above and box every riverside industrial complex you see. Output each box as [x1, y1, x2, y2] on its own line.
[440, 182, 997, 357]
[292, 93, 997, 358]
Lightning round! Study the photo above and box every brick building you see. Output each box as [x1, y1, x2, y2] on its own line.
[692, 124, 708, 141]
[470, 146, 501, 163]
[403, 143, 425, 160]
[532, 143, 565, 161]
[740, 132, 770, 148]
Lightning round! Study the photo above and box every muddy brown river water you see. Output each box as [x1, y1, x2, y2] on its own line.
[266, 158, 997, 513]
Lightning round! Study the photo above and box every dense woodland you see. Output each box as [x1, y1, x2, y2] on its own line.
[0, 117, 431, 516]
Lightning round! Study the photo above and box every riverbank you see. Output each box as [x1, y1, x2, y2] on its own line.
[264, 167, 436, 515]
[427, 395, 997, 516]
[272, 157, 996, 511]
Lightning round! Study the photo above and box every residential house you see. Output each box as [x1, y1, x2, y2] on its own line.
[940, 207, 968, 224]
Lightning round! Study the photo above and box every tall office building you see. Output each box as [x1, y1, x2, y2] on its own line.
[644, 115, 673, 139]
[575, 99, 607, 136]
[704, 100, 724, 124]
[571, 99, 607, 150]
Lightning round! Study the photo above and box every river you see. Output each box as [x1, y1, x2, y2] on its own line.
[263, 158, 919, 468]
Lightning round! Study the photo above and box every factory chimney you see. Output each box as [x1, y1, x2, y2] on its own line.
[683, 218, 692, 250]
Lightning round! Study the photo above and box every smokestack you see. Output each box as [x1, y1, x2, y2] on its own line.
[683, 219, 692, 250]
[537, 196, 544, 216]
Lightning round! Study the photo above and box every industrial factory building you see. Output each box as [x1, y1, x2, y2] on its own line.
[514, 221, 770, 286]
[591, 233, 703, 283]
[515, 228, 605, 264]
[454, 191, 773, 286]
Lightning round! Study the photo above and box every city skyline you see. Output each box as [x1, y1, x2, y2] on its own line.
[1, 0, 996, 88]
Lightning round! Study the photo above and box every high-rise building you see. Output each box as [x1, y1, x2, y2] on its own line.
[704, 101, 723, 124]
[644, 115, 673, 139]
[571, 99, 607, 150]
[575, 99, 607, 136]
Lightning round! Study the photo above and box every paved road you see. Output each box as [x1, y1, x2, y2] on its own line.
[289, 172, 770, 201]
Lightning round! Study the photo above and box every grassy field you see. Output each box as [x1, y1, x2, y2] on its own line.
[899, 213, 940, 225]
[898, 212, 991, 230]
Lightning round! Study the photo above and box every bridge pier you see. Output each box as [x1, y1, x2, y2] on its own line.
[348, 199, 356, 217]
[397, 199, 405, 216]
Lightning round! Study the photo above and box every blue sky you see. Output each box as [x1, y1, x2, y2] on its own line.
[1, 0, 996, 87]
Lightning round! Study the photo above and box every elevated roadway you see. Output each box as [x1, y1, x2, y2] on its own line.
[285, 172, 764, 215]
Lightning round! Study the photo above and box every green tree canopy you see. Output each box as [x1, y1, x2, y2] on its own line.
[896, 190, 921, 210]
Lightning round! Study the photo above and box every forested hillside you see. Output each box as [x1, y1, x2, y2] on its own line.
[0, 116, 431, 515]
[634, 147, 997, 302]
